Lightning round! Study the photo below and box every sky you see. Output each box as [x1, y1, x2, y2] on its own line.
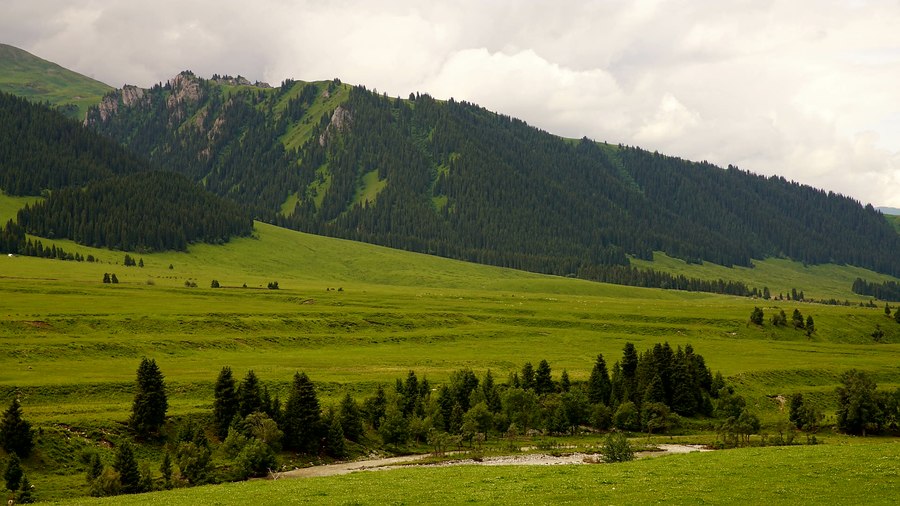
[4, 0, 900, 207]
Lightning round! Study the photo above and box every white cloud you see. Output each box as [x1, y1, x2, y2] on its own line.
[3, 0, 900, 206]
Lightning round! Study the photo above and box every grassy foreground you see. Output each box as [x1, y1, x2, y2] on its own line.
[56, 440, 900, 505]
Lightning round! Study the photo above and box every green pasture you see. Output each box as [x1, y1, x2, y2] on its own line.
[2, 219, 899, 428]
[56, 440, 900, 505]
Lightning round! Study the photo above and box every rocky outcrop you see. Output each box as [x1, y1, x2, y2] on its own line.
[318, 105, 352, 147]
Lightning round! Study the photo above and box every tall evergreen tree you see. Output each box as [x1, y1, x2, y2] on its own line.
[338, 393, 364, 443]
[0, 398, 33, 457]
[520, 362, 535, 391]
[587, 354, 612, 405]
[4, 453, 22, 491]
[282, 372, 322, 453]
[238, 370, 262, 418]
[130, 358, 168, 437]
[534, 359, 554, 394]
[213, 366, 238, 439]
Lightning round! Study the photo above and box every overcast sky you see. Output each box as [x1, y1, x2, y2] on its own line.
[4, 0, 900, 207]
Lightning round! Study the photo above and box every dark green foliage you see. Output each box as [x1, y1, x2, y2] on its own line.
[130, 358, 168, 438]
[378, 404, 409, 445]
[363, 385, 387, 430]
[836, 369, 881, 435]
[559, 370, 571, 393]
[16, 473, 33, 503]
[325, 410, 347, 458]
[124, 254, 136, 266]
[282, 372, 322, 453]
[160, 451, 172, 489]
[792, 309, 805, 329]
[174, 440, 212, 485]
[212, 366, 238, 439]
[267, 281, 279, 290]
[86, 452, 103, 483]
[17, 171, 251, 252]
[852, 278, 900, 302]
[113, 441, 142, 494]
[481, 370, 502, 413]
[601, 431, 634, 463]
[789, 393, 823, 432]
[534, 359, 554, 394]
[234, 439, 276, 479]
[4, 452, 22, 491]
[238, 370, 262, 418]
[210, 279, 220, 288]
[806, 316, 815, 335]
[110, 273, 119, 284]
[641, 402, 672, 435]
[0, 398, 33, 457]
[520, 363, 535, 391]
[0, 91, 149, 195]
[750, 307, 764, 325]
[338, 393, 363, 442]
[771, 309, 788, 326]
[89, 468, 121, 497]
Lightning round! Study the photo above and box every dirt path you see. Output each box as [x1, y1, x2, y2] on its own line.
[276, 444, 710, 479]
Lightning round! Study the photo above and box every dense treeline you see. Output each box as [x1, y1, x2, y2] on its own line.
[87, 77, 900, 280]
[0, 91, 149, 194]
[852, 278, 900, 302]
[17, 172, 252, 252]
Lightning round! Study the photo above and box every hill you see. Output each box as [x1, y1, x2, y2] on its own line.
[85, 74, 900, 280]
[0, 92, 252, 253]
[0, 43, 111, 119]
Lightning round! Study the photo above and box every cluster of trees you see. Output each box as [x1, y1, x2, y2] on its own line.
[852, 278, 900, 302]
[750, 307, 814, 335]
[834, 369, 900, 436]
[16, 172, 252, 252]
[578, 264, 757, 296]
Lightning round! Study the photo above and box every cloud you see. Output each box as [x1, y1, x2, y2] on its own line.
[2, 0, 899, 206]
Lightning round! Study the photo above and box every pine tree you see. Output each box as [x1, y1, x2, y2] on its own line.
[520, 362, 535, 391]
[160, 451, 172, 489]
[86, 452, 103, 483]
[560, 370, 571, 393]
[130, 358, 168, 437]
[325, 410, 347, 458]
[0, 398, 33, 457]
[16, 473, 33, 503]
[282, 372, 322, 453]
[213, 366, 238, 439]
[338, 393, 363, 443]
[238, 370, 262, 417]
[534, 359, 554, 394]
[4, 452, 22, 491]
[113, 441, 141, 494]
[587, 354, 612, 405]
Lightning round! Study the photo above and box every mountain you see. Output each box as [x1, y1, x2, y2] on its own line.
[0, 44, 112, 119]
[0, 91, 251, 254]
[84, 72, 900, 279]
[877, 206, 900, 216]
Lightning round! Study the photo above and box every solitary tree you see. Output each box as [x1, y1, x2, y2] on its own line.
[130, 358, 168, 437]
[0, 398, 33, 457]
[213, 366, 238, 439]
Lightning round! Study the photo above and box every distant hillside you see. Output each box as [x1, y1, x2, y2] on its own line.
[0, 92, 251, 254]
[877, 206, 900, 216]
[87, 77, 900, 279]
[0, 44, 111, 119]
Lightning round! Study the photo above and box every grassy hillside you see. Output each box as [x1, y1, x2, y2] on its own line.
[0, 44, 112, 119]
[886, 214, 900, 235]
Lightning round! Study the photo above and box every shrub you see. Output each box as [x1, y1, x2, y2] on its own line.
[601, 431, 634, 463]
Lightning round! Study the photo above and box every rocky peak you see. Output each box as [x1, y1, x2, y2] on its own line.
[167, 71, 203, 108]
[319, 105, 352, 147]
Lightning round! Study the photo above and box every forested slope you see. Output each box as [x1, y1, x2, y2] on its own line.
[0, 92, 251, 254]
[85, 75, 900, 279]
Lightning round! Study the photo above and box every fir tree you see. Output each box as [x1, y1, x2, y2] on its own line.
[238, 370, 262, 417]
[338, 393, 364, 443]
[0, 398, 33, 457]
[213, 366, 238, 439]
[130, 358, 168, 437]
[4, 452, 22, 491]
[534, 359, 554, 394]
[325, 410, 347, 458]
[587, 354, 612, 405]
[282, 372, 322, 453]
[113, 441, 141, 494]
[16, 473, 33, 503]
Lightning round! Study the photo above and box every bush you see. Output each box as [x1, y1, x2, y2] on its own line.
[234, 439, 276, 479]
[601, 431, 634, 463]
[612, 401, 640, 431]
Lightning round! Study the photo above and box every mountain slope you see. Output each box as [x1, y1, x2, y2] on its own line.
[0, 91, 251, 253]
[0, 44, 112, 119]
[85, 76, 900, 279]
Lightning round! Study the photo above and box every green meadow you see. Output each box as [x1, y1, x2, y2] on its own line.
[2, 195, 900, 502]
[57, 439, 900, 505]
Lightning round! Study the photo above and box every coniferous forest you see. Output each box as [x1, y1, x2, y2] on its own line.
[85, 77, 900, 283]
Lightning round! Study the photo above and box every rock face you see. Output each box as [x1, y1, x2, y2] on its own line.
[319, 105, 352, 146]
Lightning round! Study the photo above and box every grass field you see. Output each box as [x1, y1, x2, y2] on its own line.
[56, 439, 900, 505]
[2, 195, 900, 502]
